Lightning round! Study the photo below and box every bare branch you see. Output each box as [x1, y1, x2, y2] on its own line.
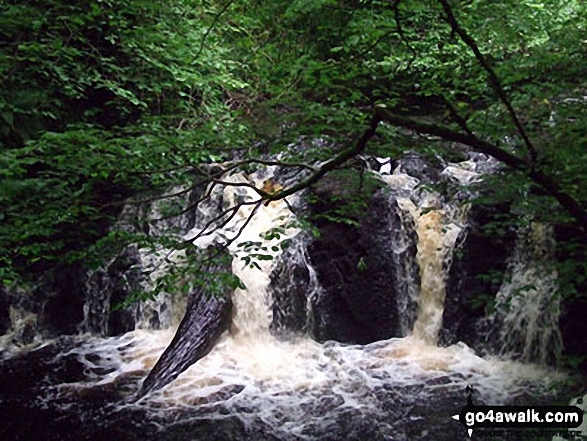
[213, 201, 263, 257]
[148, 156, 318, 222]
[102, 156, 313, 210]
[102, 178, 209, 209]
[191, 200, 265, 272]
[211, 179, 270, 198]
[119, 112, 386, 281]
[150, 182, 218, 224]
[265, 111, 384, 202]
[193, 164, 270, 199]
[177, 199, 262, 250]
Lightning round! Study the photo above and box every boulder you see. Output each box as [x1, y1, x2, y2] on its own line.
[270, 235, 314, 336]
[306, 172, 404, 344]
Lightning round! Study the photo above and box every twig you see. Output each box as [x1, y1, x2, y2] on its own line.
[177, 199, 261, 249]
[194, 200, 264, 270]
[216, 201, 262, 254]
[150, 182, 218, 223]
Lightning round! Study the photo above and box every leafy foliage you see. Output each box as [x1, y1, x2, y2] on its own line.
[0, 0, 258, 280]
[1, 0, 586, 321]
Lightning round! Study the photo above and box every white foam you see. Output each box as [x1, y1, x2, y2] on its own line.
[44, 167, 568, 438]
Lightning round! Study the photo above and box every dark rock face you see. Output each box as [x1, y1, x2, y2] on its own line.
[0, 264, 87, 343]
[306, 174, 402, 344]
[555, 225, 587, 374]
[41, 264, 86, 335]
[560, 296, 587, 374]
[0, 246, 141, 342]
[0, 287, 10, 335]
[441, 203, 516, 349]
[83, 246, 143, 336]
[138, 289, 232, 398]
[270, 236, 314, 336]
[0, 246, 142, 344]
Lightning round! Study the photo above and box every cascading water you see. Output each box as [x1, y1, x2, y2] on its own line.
[0, 306, 38, 349]
[0, 157, 577, 440]
[489, 222, 563, 365]
[80, 184, 200, 337]
[410, 207, 463, 345]
[378, 162, 466, 344]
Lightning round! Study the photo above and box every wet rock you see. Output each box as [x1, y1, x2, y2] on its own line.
[0, 287, 10, 335]
[0, 337, 86, 394]
[13, 320, 35, 345]
[270, 235, 314, 336]
[397, 152, 442, 186]
[41, 264, 86, 335]
[83, 246, 143, 336]
[152, 415, 282, 441]
[193, 384, 245, 406]
[1, 339, 579, 441]
[307, 173, 402, 344]
[441, 203, 516, 349]
[0, 264, 86, 342]
[555, 225, 587, 374]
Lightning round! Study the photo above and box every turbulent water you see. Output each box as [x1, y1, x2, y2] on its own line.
[0, 158, 581, 440]
[490, 222, 564, 365]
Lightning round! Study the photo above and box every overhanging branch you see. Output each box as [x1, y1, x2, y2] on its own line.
[265, 111, 383, 202]
[379, 110, 587, 230]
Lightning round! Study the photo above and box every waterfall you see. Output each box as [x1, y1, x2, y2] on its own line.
[410, 207, 462, 345]
[378, 156, 564, 366]
[0, 156, 572, 440]
[180, 171, 301, 341]
[378, 163, 466, 345]
[121, 159, 564, 418]
[490, 222, 563, 365]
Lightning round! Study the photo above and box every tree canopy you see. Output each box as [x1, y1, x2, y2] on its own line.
[1, 0, 586, 300]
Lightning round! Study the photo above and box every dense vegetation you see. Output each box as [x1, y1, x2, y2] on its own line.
[1, 0, 586, 312]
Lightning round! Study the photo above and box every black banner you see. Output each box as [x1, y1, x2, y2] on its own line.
[455, 405, 583, 429]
